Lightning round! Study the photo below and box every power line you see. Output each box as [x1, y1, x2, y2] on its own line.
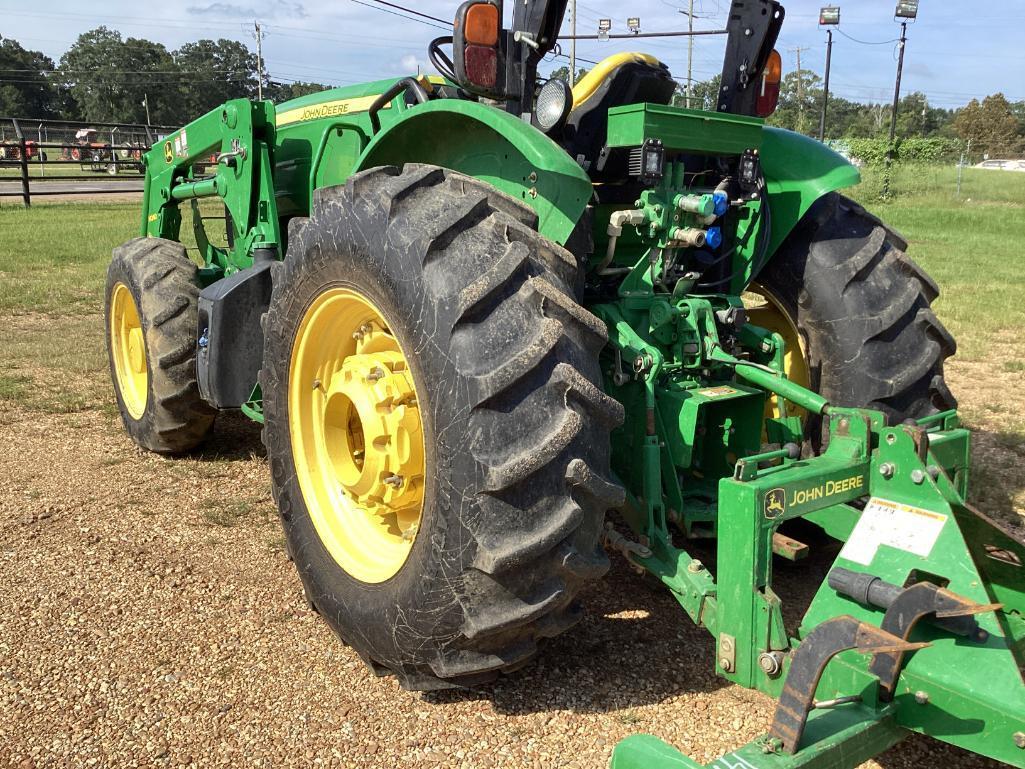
[836, 29, 899, 46]
[349, 0, 450, 32]
[363, 0, 448, 25]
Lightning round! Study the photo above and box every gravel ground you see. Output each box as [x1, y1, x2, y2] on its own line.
[0, 363, 1011, 769]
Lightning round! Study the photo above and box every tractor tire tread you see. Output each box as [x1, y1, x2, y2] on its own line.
[759, 192, 955, 432]
[263, 164, 622, 691]
[106, 237, 214, 453]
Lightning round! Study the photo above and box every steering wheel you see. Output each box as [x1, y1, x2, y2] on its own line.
[428, 36, 457, 83]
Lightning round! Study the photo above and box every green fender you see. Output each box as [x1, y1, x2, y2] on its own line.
[355, 100, 592, 245]
[761, 127, 862, 256]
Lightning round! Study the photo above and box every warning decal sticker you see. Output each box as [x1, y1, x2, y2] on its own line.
[838, 497, 947, 566]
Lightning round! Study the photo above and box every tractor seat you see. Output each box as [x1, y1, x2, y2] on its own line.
[564, 52, 677, 172]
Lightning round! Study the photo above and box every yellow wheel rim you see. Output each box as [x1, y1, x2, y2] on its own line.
[743, 283, 810, 423]
[109, 282, 149, 420]
[289, 287, 426, 584]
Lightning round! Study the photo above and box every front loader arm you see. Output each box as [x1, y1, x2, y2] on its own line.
[141, 98, 281, 277]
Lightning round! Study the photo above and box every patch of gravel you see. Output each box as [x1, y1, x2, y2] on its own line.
[0, 405, 1008, 769]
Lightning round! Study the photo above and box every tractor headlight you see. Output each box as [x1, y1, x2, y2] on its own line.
[534, 78, 573, 135]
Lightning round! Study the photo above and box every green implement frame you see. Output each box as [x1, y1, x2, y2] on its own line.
[608, 402, 1025, 768]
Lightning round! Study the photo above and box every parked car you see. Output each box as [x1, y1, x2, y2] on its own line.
[973, 159, 1025, 172]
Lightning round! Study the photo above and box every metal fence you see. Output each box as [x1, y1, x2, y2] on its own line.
[0, 117, 179, 206]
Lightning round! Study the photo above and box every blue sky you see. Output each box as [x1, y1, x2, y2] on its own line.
[2, 1, 1023, 109]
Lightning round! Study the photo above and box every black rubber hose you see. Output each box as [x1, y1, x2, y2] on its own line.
[697, 182, 772, 291]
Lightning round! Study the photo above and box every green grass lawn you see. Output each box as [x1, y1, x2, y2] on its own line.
[848, 165, 1025, 361]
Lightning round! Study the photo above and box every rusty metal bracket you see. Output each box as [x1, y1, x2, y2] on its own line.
[768, 615, 928, 754]
[870, 581, 1001, 700]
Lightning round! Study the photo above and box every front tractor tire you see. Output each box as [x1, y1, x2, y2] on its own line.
[261, 165, 624, 690]
[105, 237, 215, 453]
[754, 193, 956, 438]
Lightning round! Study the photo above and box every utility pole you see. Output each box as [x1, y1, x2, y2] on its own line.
[254, 21, 265, 101]
[570, 0, 577, 86]
[818, 30, 833, 141]
[789, 46, 810, 133]
[679, 2, 697, 108]
[882, 20, 908, 197]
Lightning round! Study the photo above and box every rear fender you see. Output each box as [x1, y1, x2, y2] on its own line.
[354, 100, 592, 245]
[761, 127, 861, 255]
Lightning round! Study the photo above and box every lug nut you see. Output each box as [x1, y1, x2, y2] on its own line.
[383, 474, 404, 488]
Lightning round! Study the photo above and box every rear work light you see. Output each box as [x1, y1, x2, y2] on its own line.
[756, 49, 783, 117]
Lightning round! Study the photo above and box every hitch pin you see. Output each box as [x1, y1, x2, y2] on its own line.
[812, 695, 861, 710]
[218, 146, 247, 165]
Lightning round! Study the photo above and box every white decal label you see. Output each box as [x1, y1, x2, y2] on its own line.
[839, 497, 947, 566]
[697, 386, 738, 398]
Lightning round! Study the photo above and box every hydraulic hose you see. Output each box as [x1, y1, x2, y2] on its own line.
[697, 181, 771, 291]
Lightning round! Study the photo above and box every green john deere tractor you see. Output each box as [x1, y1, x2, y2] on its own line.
[104, 1, 1025, 766]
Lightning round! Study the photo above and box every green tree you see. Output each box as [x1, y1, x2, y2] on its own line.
[0, 36, 60, 118]
[175, 39, 259, 119]
[1010, 100, 1025, 134]
[953, 93, 1025, 158]
[264, 80, 328, 102]
[548, 65, 589, 85]
[671, 74, 721, 111]
[768, 70, 822, 134]
[59, 27, 179, 123]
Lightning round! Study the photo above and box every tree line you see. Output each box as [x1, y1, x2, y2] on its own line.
[0, 29, 326, 126]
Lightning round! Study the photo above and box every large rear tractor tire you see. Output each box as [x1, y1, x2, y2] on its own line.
[751, 193, 956, 443]
[261, 164, 624, 690]
[105, 237, 215, 453]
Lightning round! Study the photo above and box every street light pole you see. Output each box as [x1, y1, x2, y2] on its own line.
[818, 7, 840, 142]
[818, 29, 833, 140]
[883, 20, 908, 197]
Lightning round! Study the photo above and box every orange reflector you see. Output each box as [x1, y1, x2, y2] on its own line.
[465, 3, 499, 46]
[763, 49, 782, 86]
[756, 49, 783, 117]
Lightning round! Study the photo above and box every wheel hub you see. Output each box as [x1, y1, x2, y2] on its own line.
[323, 350, 423, 520]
